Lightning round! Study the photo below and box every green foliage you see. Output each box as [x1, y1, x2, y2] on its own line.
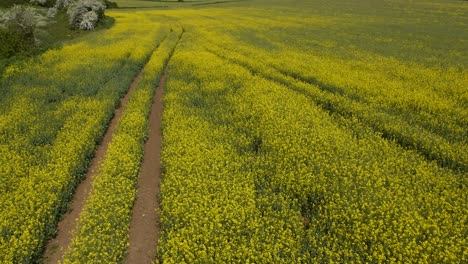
[30, 0, 56, 7]
[104, 0, 118, 8]
[0, 5, 47, 58]
[0, 27, 31, 58]
[0, 0, 27, 8]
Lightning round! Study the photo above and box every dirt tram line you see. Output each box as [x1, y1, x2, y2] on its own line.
[42, 69, 145, 264]
[125, 64, 169, 264]
[126, 29, 183, 264]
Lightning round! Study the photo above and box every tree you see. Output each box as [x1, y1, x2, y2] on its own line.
[65, 0, 106, 30]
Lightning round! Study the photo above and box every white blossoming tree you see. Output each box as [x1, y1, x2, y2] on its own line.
[66, 0, 106, 30]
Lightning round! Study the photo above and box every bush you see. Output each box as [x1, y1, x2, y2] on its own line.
[0, 27, 25, 58]
[78, 10, 98, 30]
[53, 0, 75, 9]
[30, 0, 47, 5]
[0, 6, 47, 57]
[30, 0, 55, 7]
[104, 0, 118, 9]
[47, 7, 58, 18]
[0, 0, 27, 9]
[66, 0, 105, 30]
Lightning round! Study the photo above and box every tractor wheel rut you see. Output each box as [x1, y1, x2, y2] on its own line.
[42, 69, 145, 264]
[125, 65, 169, 264]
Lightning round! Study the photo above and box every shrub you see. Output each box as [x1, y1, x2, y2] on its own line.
[104, 0, 118, 9]
[66, 0, 105, 30]
[78, 10, 98, 30]
[47, 7, 58, 18]
[0, 5, 47, 57]
[30, 0, 47, 5]
[0, 27, 24, 58]
[0, 0, 27, 9]
[53, 0, 75, 9]
[30, 0, 55, 7]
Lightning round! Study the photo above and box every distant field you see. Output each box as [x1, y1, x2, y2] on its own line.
[113, 0, 178, 8]
[0, 0, 467, 263]
[113, 0, 240, 8]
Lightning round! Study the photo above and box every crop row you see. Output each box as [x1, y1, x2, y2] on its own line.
[0, 13, 170, 263]
[200, 35, 467, 173]
[158, 31, 466, 263]
[63, 27, 183, 263]
[153, 7, 467, 172]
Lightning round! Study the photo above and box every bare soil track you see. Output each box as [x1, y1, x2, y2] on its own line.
[42, 70, 144, 264]
[125, 66, 168, 264]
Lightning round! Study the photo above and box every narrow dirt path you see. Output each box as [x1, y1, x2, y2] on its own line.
[42, 70, 144, 264]
[125, 66, 168, 264]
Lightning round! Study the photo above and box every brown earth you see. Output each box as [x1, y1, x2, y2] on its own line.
[125, 66, 168, 264]
[42, 70, 144, 264]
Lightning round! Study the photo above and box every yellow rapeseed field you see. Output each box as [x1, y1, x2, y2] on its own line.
[0, 0, 466, 262]
[0, 11, 171, 263]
